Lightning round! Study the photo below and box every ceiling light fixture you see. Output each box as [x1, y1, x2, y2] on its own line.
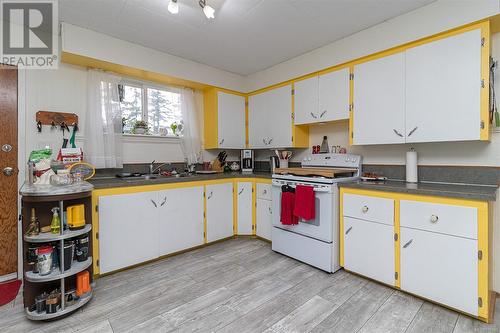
[199, 0, 215, 19]
[168, 0, 179, 14]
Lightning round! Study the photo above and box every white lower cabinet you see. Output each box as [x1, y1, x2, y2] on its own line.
[157, 187, 204, 256]
[237, 182, 253, 235]
[256, 198, 272, 240]
[400, 227, 478, 316]
[343, 217, 395, 286]
[206, 183, 234, 242]
[98, 191, 160, 274]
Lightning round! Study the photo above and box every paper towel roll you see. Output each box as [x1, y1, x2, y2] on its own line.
[406, 149, 418, 183]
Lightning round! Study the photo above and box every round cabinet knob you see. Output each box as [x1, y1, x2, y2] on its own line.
[2, 167, 14, 176]
[263, 189, 267, 194]
[430, 215, 439, 223]
[361, 205, 369, 213]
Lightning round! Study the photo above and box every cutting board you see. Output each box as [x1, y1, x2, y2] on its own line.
[274, 167, 357, 178]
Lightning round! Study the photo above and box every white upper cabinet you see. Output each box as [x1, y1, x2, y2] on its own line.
[217, 91, 246, 149]
[294, 69, 350, 125]
[353, 52, 406, 145]
[294, 76, 319, 125]
[248, 85, 293, 148]
[405, 29, 482, 143]
[318, 68, 350, 122]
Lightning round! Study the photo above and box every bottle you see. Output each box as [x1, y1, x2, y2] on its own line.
[320, 136, 329, 153]
[50, 207, 61, 234]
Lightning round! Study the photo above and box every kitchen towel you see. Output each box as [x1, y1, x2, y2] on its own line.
[293, 185, 315, 221]
[406, 148, 418, 183]
[281, 191, 298, 225]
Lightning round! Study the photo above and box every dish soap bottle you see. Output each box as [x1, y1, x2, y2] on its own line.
[50, 207, 61, 234]
[319, 136, 329, 153]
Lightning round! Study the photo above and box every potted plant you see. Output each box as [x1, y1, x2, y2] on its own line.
[170, 122, 183, 136]
[132, 120, 148, 135]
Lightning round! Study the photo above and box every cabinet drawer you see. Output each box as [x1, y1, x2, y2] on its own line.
[256, 183, 272, 200]
[400, 200, 477, 239]
[343, 194, 394, 225]
[343, 217, 395, 286]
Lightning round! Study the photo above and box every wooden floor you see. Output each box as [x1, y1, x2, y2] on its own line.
[1, 238, 499, 333]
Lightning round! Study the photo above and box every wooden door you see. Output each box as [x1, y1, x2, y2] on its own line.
[236, 182, 253, 235]
[256, 198, 272, 240]
[400, 227, 478, 315]
[294, 76, 319, 125]
[353, 52, 405, 145]
[217, 92, 246, 149]
[0, 66, 18, 278]
[405, 29, 482, 143]
[206, 183, 234, 242]
[343, 217, 394, 286]
[157, 186, 204, 256]
[98, 191, 160, 274]
[318, 68, 350, 122]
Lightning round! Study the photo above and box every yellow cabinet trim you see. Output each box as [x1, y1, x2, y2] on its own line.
[339, 187, 491, 322]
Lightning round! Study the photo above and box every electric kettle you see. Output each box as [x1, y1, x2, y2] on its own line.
[270, 156, 280, 173]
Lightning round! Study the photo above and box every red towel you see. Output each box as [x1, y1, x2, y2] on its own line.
[0, 279, 21, 306]
[281, 192, 298, 225]
[294, 185, 315, 221]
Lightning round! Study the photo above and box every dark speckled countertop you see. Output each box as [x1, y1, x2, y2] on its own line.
[339, 180, 497, 201]
[89, 172, 272, 189]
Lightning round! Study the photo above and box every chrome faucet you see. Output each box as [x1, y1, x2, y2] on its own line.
[149, 160, 171, 175]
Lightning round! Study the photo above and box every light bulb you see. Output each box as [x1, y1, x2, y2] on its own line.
[168, 0, 179, 14]
[203, 4, 215, 19]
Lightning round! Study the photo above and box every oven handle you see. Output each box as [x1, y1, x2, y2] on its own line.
[272, 183, 331, 193]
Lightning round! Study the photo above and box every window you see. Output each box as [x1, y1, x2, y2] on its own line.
[119, 83, 183, 136]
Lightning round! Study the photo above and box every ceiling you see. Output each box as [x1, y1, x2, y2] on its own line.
[59, 0, 436, 75]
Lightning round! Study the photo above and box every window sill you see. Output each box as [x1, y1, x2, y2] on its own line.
[122, 134, 181, 144]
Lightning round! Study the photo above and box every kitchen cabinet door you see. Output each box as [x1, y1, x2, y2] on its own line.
[248, 85, 293, 148]
[98, 191, 159, 274]
[157, 186, 204, 256]
[237, 182, 253, 235]
[217, 91, 246, 149]
[343, 217, 394, 286]
[353, 52, 405, 145]
[294, 76, 319, 125]
[206, 183, 234, 242]
[400, 227, 478, 315]
[256, 198, 272, 241]
[319, 68, 350, 122]
[405, 29, 482, 143]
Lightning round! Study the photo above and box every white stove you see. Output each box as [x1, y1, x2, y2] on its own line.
[271, 153, 362, 273]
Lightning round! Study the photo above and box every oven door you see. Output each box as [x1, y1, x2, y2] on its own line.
[272, 179, 335, 243]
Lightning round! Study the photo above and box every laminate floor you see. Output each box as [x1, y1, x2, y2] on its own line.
[1, 238, 499, 333]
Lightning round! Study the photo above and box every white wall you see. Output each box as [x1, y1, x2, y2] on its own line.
[61, 23, 246, 92]
[245, 0, 500, 91]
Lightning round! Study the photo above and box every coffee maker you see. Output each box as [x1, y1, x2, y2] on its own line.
[240, 150, 254, 173]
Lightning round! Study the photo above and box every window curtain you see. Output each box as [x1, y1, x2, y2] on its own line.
[86, 70, 123, 168]
[180, 88, 202, 165]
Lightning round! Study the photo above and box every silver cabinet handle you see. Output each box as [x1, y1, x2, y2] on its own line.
[262, 138, 266, 144]
[403, 239, 413, 248]
[407, 126, 418, 137]
[268, 206, 272, 214]
[320, 110, 327, 118]
[268, 138, 273, 145]
[345, 226, 353, 235]
[310, 112, 318, 119]
[430, 215, 439, 223]
[238, 188, 244, 195]
[262, 189, 267, 194]
[219, 138, 224, 145]
[150, 199, 157, 208]
[2, 166, 14, 176]
[160, 196, 167, 207]
[393, 129, 403, 137]
[207, 191, 213, 200]
[361, 205, 369, 213]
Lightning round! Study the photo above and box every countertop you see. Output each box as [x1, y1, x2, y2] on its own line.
[339, 180, 497, 201]
[89, 172, 272, 189]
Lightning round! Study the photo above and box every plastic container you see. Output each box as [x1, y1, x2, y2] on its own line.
[75, 235, 89, 262]
[37, 246, 53, 276]
[57, 241, 74, 272]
